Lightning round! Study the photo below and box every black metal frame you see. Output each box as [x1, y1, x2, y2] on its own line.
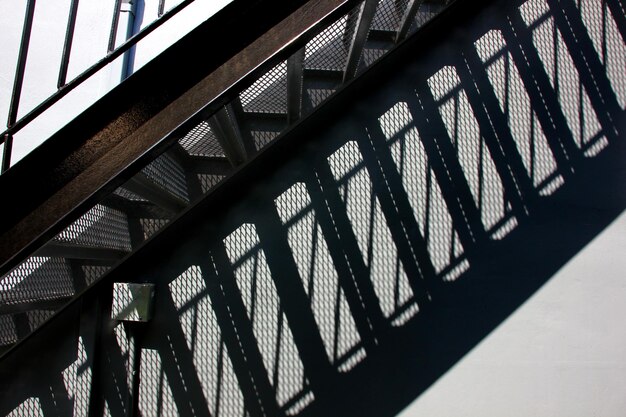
[0, 0, 473, 360]
[1, 0, 625, 414]
[2, 0, 37, 172]
[0, 0, 361, 278]
[1, 0, 198, 172]
[57, 0, 81, 89]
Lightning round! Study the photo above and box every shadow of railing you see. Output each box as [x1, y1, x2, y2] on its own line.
[1, 0, 625, 415]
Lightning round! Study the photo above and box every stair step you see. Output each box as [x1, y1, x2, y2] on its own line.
[34, 242, 128, 261]
[166, 143, 197, 173]
[0, 295, 71, 315]
[241, 111, 288, 122]
[188, 155, 233, 175]
[303, 68, 343, 82]
[367, 28, 397, 43]
[102, 194, 171, 220]
[124, 172, 188, 214]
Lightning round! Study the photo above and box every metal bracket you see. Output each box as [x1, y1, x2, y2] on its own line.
[111, 283, 155, 322]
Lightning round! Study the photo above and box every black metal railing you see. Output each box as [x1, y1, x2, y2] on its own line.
[1, 0, 202, 172]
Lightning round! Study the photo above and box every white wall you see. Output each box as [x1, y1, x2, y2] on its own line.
[399, 211, 626, 417]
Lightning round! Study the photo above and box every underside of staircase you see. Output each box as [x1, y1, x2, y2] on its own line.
[0, 0, 625, 415]
[0, 0, 450, 352]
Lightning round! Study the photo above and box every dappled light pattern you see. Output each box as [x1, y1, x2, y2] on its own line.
[275, 183, 365, 371]
[328, 141, 419, 325]
[139, 349, 179, 417]
[61, 336, 92, 417]
[168, 266, 247, 417]
[428, 66, 517, 239]
[111, 323, 132, 415]
[378, 102, 469, 281]
[224, 224, 313, 413]
[474, 30, 563, 195]
[7, 398, 43, 417]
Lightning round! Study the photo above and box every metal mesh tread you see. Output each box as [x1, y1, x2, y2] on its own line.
[0, 257, 74, 308]
[179, 121, 226, 158]
[240, 61, 288, 114]
[371, 0, 409, 32]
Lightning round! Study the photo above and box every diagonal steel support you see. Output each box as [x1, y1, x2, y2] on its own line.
[225, 98, 258, 158]
[125, 172, 188, 214]
[209, 106, 248, 167]
[343, 0, 379, 82]
[165, 143, 204, 201]
[287, 47, 305, 124]
[395, 0, 425, 42]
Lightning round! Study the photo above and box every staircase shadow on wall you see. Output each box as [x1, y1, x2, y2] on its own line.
[134, 0, 626, 414]
[2, 0, 625, 415]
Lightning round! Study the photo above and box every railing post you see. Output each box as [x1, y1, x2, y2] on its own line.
[158, 0, 166, 17]
[8, 0, 36, 130]
[343, 0, 378, 82]
[4, 0, 38, 172]
[108, 0, 124, 53]
[1, 134, 13, 173]
[57, 0, 81, 89]
[287, 48, 305, 124]
[395, 0, 424, 43]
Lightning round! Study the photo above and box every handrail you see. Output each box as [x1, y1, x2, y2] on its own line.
[1, 0, 202, 172]
[0, 0, 359, 278]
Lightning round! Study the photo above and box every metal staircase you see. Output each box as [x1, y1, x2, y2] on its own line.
[0, 0, 449, 358]
[0, 0, 624, 415]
